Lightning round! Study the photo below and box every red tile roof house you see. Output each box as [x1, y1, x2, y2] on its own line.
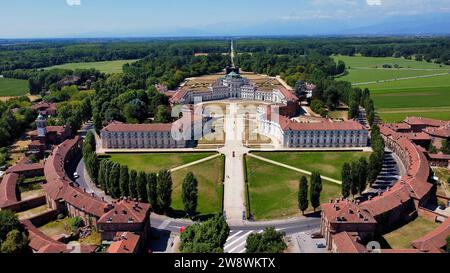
[41, 137, 152, 252]
[320, 125, 438, 253]
[106, 232, 142, 254]
[321, 200, 377, 251]
[43, 137, 111, 228]
[97, 199, 151, 242]
[31, 102, 57, 117]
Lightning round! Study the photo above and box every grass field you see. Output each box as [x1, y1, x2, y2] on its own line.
[334, 55, 450, 122]
[382, 217, 438, 249]
[0, 77, 28, 97]
[246, 156, 341, 220]
[45, 59, 138, 74]
[252, 151, 371, 181]
[107, 152, 216, 173]
[171, 155, 224, 217]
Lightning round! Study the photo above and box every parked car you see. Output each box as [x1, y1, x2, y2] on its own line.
[73, 172, 80, 179]
[311, 233, 323, 239]
[316, 243, 326, 249]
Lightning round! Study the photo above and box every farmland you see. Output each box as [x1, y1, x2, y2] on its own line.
[334, 55, 450, 122]
[45, 59, 138, 74]
[0, 77, 29, 97]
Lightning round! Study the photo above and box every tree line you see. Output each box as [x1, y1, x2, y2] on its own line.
[298, 172, 323, 215]
[341, 125, 385, 199]
[83, 132, 200, 217]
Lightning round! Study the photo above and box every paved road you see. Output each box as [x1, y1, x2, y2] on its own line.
[220, 102, 248, 224]
[151, 214, 321, 253]
[75, 159, 114, 202]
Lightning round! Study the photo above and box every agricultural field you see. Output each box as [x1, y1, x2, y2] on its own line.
[45, 59, 138, 74]
[246, 156, 341, 220]
[171, 155, 224, 217]
[107, 152, 216, 173]
[334, 55, 450, 122]
[0, 77, 29, 97]
[252, 151, 371, 181]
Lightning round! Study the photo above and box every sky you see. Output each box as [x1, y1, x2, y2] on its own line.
[1, 0, 450, 38]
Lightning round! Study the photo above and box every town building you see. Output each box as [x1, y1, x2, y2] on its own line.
[28, 114, 71, 155]
[97, 199, 151, 241]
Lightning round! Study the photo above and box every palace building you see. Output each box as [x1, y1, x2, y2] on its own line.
[170, 70, 299, 108]
[258, 105, 369, 148]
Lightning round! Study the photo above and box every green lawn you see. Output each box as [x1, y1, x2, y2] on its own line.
[383, 217, 438, 249]
[252, 151, 371, 181]
[246, 156, 341, 220]
[45, 59, 138, 74]
[0, 77, 29, 97]
[107, 152, 216, 173]
[171, 155, 224, 217]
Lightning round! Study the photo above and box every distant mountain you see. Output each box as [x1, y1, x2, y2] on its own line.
[57, 13, 450, 38]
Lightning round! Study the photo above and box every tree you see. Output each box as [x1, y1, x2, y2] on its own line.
[341, 163, 352, 198]
[119, 165, 129, 197]
[246, 227, 287, 253]
[180, 215, 229, 253]
[0, 230, 29, 254]
[157, 169, 173, 214]
[0, 210, 21, 241]
[298, 176, 309, 215]
[182, 172, 198, 217]
[357, 157, 368, 194]
[137, 171, 148, 202]
[350, 161, 359, 197]
[68, 217, 85, 232]
[310, 172, 322, 211]
[146, 173, 158, 209]
[98, 159, 109, 191]
[108, 163, 121, 198]
[154, 105, 171, 123]
[129, 170, 138, 199]
[441, 139, 450, 154]
[124, 99, 148, 123]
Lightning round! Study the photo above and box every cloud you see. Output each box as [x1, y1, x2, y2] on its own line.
[66, 0, 81, 6]
[367, 0, 382, 6]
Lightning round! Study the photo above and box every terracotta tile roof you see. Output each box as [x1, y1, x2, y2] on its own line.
[29, 126, 68, 136]
[6, 162, 44, 174]
[102, 121, 173, 133]
[21, 220, 65, 251]
[286, 119, 366, 132]
[42, 137, 109, 218]
[275, 86, 298, 101]
[411, 217, 450, 253]
[360, 183, 413, 217]
[424, 126, 450, 138]
[0, 173, 19, 208]
[428, 153, 450, 160]
[332, 232, 367, 253]
[322, 200, 376, 224]
[37, 243, 96, 254]
[405, 117, 448, 128]
[98, 199, 150, 225]
[107, 232, 141, 254]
